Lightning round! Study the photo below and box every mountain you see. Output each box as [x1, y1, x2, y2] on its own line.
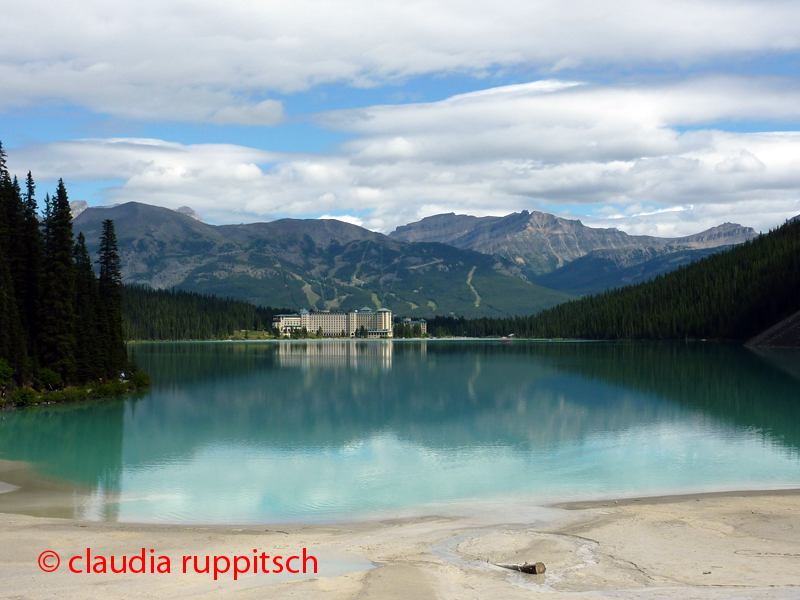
[532, 245, 735, 296]
[74, 202, 572, 318]
[389, 210, 756, 276]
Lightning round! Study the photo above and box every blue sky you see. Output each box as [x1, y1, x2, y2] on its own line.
[2, 0, 800, 236]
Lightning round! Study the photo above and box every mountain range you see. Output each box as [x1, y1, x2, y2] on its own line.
[73, 202, 757, 317]
[390, 210, 755, 276]
[73, 203, 569, 318]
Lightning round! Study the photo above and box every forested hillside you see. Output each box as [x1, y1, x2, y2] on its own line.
[122, 285, 288, 340]
[0, 142, 129, 388]
[532, 245, 733, 296]
[429, 217, 800, 341]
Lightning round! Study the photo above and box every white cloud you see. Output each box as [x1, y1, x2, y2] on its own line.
[714, 149, 766, 174]
[1, 0, 799, 122]
[319, 215, 365, 227]
[7, 78, 800, 236]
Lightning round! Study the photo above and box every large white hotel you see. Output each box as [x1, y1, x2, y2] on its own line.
[273, 307, 393, 338]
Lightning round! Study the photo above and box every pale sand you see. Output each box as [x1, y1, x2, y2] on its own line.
[1, 466, 799, 599]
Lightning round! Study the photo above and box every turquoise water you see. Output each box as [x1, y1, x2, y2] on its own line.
[1, 341, 800, 523]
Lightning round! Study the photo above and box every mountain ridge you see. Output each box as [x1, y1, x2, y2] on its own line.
[74, 202, 571, 318]
[389, 210, 756, 276]
[72, 201, 760, 318]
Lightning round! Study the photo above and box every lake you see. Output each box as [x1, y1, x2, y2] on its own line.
[1, 340, 799, 523]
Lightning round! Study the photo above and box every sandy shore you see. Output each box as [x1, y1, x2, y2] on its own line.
[1, 464, 799, 599]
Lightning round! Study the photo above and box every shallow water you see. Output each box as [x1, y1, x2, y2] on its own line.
[1, 341, 799, 523]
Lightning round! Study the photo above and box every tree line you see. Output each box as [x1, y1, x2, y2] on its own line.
[429, 217, 800, 341]
[0, 142, 129, 391]
[122, 285, 289, 340]
[393, 322, 425, 338]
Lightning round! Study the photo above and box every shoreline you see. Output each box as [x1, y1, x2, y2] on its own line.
[2, 465, 799, 598]
[0, 379, 151, 410]
[553, 485, 800, 509]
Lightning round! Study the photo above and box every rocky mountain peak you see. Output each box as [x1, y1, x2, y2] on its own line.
[175, 206, 204, 222]
[670, 223, 757, 249]
[69, 200, 89, 218]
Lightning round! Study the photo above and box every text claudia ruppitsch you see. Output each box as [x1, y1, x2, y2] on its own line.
[38, 547, 318, 580]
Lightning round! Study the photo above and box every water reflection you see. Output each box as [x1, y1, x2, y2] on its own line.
[0, 341, 798, 522]
[278, 340, 394, 369]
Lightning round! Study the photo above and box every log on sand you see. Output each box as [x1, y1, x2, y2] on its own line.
[496, 561, 546, 574]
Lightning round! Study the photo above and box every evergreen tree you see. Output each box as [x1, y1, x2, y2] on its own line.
[0, 247, 27, 378]
[120, 285, 288, 340]
[97, 219, 127, 376]
[20, 171, 42, 365]
[73, 233, 101, 382]
[39, 179, 77, 383]
[0, 143, 152, 391]
[5, 176, 28, 316]
[0, 144, 28, 379]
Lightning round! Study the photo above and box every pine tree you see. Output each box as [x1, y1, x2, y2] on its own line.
[6, 176, 28, 313]
[39, 179, 77, 383]
[20, 171, 42, 366]
[0, 246, 28, 379]
[73, 233, 101, 382]
[0, 144, 29, 379]
[97, 219, 127, 376]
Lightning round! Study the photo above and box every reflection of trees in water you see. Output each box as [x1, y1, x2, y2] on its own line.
[0, 397, 132, 518]
[128, 341, 281, 383]
[521, 342, 800, 455]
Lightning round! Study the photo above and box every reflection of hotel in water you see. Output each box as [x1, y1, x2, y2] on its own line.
[273, 307, 393, 338]
[277, 340, 397, 369]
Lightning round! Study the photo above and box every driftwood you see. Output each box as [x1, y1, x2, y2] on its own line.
[496, 561, 546, 574]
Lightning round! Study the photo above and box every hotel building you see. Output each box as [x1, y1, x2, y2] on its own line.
[273, 307, 393, 338]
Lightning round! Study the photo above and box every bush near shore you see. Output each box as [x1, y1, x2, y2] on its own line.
[1, 371, 152, 408]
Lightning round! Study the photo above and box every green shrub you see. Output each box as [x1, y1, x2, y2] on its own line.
[47, 388, 83, 403]
[90, 381, 128, 398]
[13, 387, 38, 406]
[131, 371, 152, 388]
[37, 368, 63, 391]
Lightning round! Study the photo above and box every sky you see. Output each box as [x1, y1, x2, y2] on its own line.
[2, 0, 800, 236]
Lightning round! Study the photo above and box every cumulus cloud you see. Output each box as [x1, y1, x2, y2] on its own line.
[7, 78, 800, 236]
[319, 215, 365, 227]
[1, 0, 799, 122]
[714, 149, 767, 174]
